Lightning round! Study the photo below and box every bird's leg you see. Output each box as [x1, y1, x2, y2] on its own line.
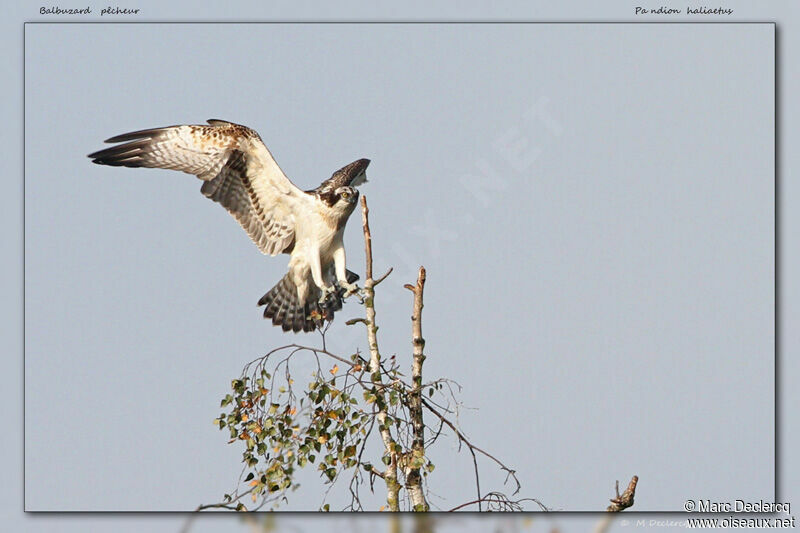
[319, 284, 337, 304]
[310, 251, 335, 304]
[333, 246, 360, 297]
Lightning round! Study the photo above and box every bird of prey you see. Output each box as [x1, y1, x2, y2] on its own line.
[88, 119, 369, 333]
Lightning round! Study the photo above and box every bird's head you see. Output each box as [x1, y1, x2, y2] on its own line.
[329, 185, 359, 217]
[335, 185, 359, 205]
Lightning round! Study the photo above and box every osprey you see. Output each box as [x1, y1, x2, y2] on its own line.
[88, 119, 368, 333]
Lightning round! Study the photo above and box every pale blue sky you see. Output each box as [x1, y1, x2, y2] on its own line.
[4, 1, 796, 531]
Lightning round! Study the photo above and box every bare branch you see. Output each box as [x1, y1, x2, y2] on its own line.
[469, 446, 481, 511]
[374, 267, 394, 286]
[405, 267, 429, 511]
[360, 195, 401, 511]
[447, 492, 549, 512]
[361, 195, 374, 281]
[606, 475, 638, 512]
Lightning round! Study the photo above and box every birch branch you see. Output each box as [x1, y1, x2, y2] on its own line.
[404, 267, 429, 511]
[360, 195, 401, 511]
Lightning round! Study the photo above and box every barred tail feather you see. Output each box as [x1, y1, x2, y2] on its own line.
[257, 270, 360, 333]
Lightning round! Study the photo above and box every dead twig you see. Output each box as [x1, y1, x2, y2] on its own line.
[606, 475, 638, 512]
[421, 397, 521, 497]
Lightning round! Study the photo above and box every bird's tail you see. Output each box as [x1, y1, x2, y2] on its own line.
[257, 270, 359, 333]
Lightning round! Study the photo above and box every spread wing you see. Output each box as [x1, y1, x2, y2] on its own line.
[88, 119, 307, 256]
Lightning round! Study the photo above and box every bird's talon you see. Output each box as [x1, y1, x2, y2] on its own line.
[339, 281, 360, 298]
[347, 285, 366, 304]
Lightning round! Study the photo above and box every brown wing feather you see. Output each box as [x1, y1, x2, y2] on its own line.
[89, 119, 306, 256]
[199, 149, 295, 255]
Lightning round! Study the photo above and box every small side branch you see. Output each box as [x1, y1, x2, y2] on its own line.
[448, 493, 549, 512]
[375, 267, 394, 286]
[606, 476, 638, 512]
[421, 398, 521, 497]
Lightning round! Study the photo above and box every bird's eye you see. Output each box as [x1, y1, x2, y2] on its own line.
[341, 191, 350, 199]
